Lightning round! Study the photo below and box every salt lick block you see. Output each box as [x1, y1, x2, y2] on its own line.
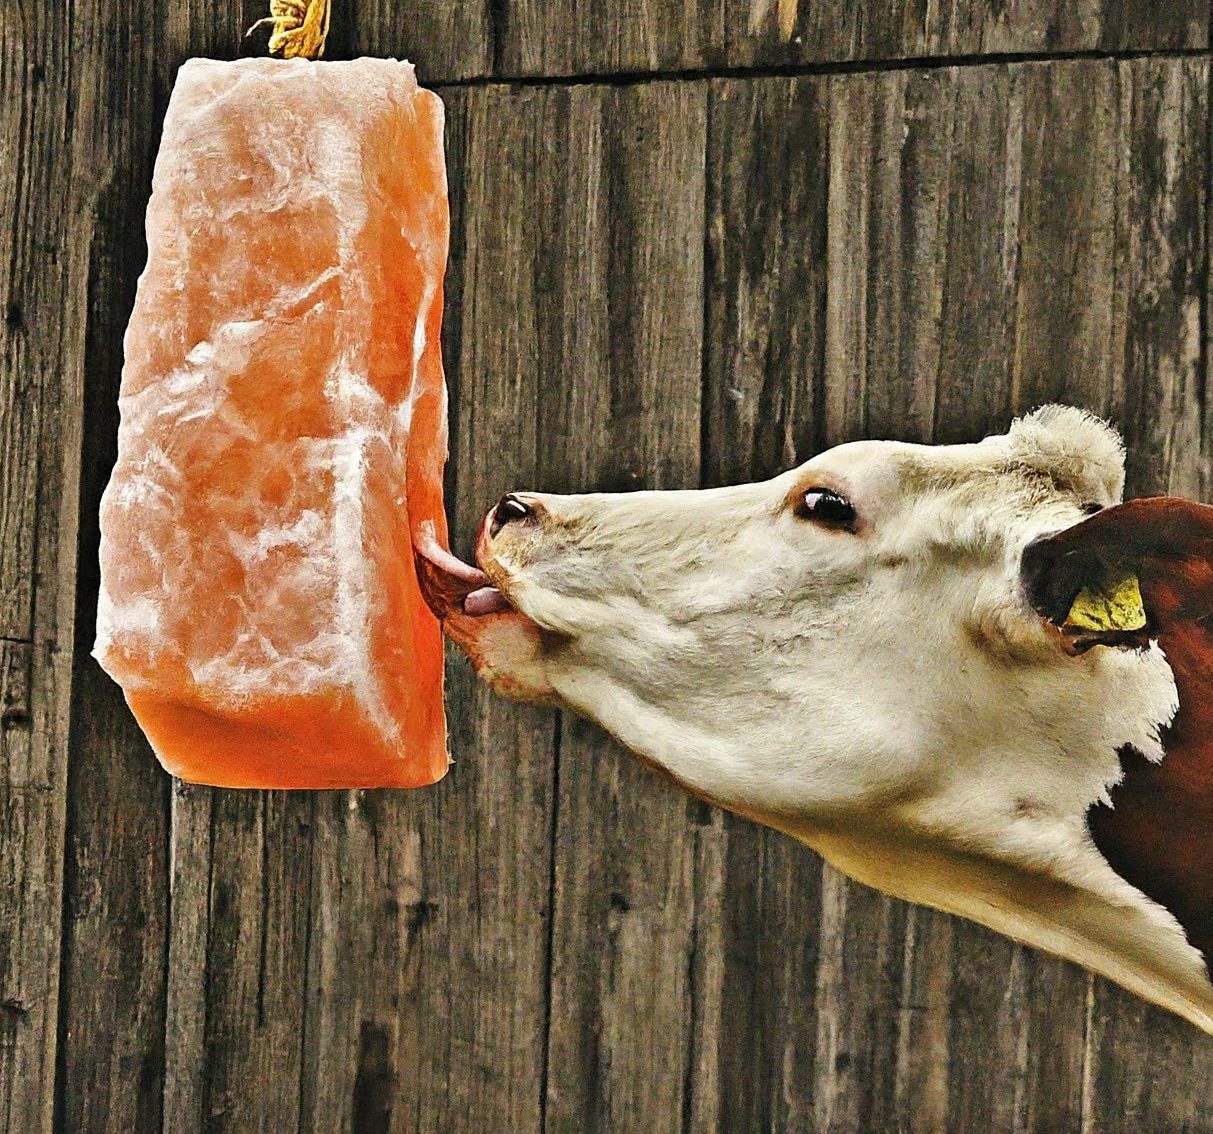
[94, 58, 452, 788]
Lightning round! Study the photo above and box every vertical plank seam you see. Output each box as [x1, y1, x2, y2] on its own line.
[683, 81, 713, 1133]
[200, 792, 219, 1128]
[294, 795, 316, 1134]
[537, 713, 563, 1134]
[1078, 974, 1096, 1134]
[257, 793, 271, 1029]
[1199, 59, 1212, 479]
[441, 86, 467, 541]
[698, 79, 717, 492]
[43, 10, 83, 1110]
[487, 0, 508, 77]
[1111, 60, 1129, 424]
[535, 92, 563, 1127]
[47, 69, 88, 1115]
[49, 677, 74, 1134]
[814, 76, 833, 457]
[152, 781, 173, 1134]
[1007, 64, 1027, 415]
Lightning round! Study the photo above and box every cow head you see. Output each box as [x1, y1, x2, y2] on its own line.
[417, 405, 1213, 1032]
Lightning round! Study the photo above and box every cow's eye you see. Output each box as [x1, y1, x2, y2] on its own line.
[798, 488, 857, 530]
[1081, 501, 1103, 516]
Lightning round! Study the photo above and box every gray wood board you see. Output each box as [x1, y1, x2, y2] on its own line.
[531, 81, 708, 1133]
[366, 0, 1211, 82]
[0, 0, 88, 1131]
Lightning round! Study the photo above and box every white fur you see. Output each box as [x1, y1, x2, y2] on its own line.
[467, 406, 1213, 1031]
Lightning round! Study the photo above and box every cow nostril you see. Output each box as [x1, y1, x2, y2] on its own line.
[490, 494, 534, 538]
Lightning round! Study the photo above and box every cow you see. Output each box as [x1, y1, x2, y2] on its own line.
[415, 404, 1213, 1034]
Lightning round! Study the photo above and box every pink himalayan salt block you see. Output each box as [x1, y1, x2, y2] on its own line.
[94, 57, 454, 789]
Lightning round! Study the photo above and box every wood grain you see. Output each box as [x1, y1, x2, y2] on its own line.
[348, 0, 492, 83]
[1, 0, 89, 1130]
[529, 81, 707, 1133]
[161, 783, 213, 1133]
[494, 0, 723, 79]
[375, 0, 1210, 82]
[703, 74, 831, 1134]
[732, 1, 1212, 71]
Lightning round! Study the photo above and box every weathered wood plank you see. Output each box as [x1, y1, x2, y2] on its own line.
[928, 67, 1023, 445]
[366, 84, 560, 1134]
[341, 1, 1211, 82]
[704, 76, 829, 485]
[200, 792, 314, 1132]
[1081, 57, 1213, 1134]
[683, 807, 727, 1134]
[350, 0, 492, 83]
[825, 68, 949, 446]
[1, 0, 88, 1130]
[531, 82, 706, 1133]
[294, 790, 428, 1134]
[1011, 62, 1122, 419]
[495, 0, 722, 79]
[702, 74, 829, 1134]
[0, 639, 46, 1134]
[57, 701, 169, 1134]
[160, 782, 213, 1134]
[732, 1, 1211, 71]
[164, 789, 316, 1134]
[0, 17, 39, 642]
[1115, 60, 1209, 502]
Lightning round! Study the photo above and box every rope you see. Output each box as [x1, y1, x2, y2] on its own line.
[246, 0, 331, 59]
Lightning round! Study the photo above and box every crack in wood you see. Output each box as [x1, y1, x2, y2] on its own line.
[437, 45, 1213, 90]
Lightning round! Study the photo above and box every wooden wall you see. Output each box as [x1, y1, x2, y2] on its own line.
[5, 1, 1213, 1130]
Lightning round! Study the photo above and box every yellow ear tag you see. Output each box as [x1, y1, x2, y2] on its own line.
[1064, 573, 1147, 632]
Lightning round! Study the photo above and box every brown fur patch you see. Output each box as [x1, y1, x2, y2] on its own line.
[1037, 498, 1213, 967]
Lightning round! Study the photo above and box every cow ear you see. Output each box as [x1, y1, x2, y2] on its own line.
[1006, 405, 1126, 505]
[1022, 525, 1150, 654]
[1025, 497, 1213, 644]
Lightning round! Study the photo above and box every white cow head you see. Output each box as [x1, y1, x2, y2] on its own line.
[417, 406, 1213, 1033]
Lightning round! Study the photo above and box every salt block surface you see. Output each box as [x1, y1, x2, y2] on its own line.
[94, 57, 452, 789]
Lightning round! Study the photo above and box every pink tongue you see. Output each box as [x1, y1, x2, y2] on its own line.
[413, 527, 491, 618]
[463, 587, 512, 616]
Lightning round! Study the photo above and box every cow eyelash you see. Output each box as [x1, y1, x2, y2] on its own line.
[1081, 501, 1104, 516]
[797, 487, 858, 531]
